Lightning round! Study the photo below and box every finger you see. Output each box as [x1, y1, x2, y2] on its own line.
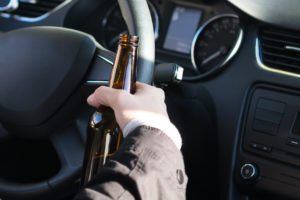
[87, 86, 123, 108]
[87, 87, 105, 108]
[135, 82, 151, 94]
[135, 82, 147, 90]
[135, 82, 164, 99]
[135, 81, 147, 86]
[156, 87, 165, 100]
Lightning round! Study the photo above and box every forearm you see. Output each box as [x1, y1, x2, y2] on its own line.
[74, 126, 187, 200]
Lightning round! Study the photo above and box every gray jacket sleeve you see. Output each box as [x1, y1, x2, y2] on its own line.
[74, 126, 188, 200]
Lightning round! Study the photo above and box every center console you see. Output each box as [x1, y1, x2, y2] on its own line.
[235, 84, 300, 199]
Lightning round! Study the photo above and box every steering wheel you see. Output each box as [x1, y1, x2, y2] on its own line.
[0, 0, 154, 199]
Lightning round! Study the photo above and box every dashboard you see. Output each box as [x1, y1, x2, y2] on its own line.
[70, 0, 242, 80]
[1, 0, 300, 200]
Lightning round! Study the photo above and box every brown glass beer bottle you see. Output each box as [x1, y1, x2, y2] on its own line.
[81, 34, 138, 186]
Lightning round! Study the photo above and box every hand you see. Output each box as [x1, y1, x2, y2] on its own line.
[87, 82, 170, 131]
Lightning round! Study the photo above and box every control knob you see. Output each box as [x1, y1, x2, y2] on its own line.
[240, 163, 258, 181]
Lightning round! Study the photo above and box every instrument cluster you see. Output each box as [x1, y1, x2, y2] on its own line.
[99, 0, 243, 79]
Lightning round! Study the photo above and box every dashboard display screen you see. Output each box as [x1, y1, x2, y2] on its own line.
[163, 6, 202, 54]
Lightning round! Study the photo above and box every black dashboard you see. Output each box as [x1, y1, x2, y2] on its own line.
[66, 0, 241, 80]
[1, 0, 300, 200]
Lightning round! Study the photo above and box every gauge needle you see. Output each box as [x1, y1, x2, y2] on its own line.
[201, 46, 228, 66]
[201, 50, 222, 65]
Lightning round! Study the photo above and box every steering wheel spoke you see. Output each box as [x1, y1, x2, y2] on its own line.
[85, 45, 115, 86]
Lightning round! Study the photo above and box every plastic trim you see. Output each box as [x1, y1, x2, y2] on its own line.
[97, 55, 113, 65]
[0, 0, 72, 22]
[0, 0, 18, 12]
[85, 55, 113, 86]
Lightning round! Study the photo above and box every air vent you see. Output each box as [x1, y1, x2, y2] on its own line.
[259, 27, 300, 74]
[0, 0, 71, 22]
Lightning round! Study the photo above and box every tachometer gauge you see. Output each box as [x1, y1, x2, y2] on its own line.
[191, 14, 243, 76]
[102, 1, 159, 51]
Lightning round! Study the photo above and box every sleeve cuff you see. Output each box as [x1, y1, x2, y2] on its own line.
[123, 118, 182, 149]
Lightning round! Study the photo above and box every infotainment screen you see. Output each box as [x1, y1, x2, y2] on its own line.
[163, 6, 202, 54]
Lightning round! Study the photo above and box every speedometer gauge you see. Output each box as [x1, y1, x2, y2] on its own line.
[191, 14, 243, 76]
[102, 1, 159, 51]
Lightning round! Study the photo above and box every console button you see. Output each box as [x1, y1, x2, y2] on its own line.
[261, 145, 272, 152]
[286, 138, 300, 148]
[292, 112, 300, 136]
[250, 143, 259, 149]
[253, 98, 285, 136]
[253, 119, 279, 135]
[255, 108, 282, 124]
[250, 143, 272, 152]
[257, 98, 286, 113]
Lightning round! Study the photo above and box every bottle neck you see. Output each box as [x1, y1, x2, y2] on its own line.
[109, 43, 138, 93]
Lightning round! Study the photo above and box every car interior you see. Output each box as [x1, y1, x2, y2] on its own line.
[0, 0, 299, 199]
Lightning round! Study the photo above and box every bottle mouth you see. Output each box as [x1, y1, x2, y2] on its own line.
[119, 34, 139, 46]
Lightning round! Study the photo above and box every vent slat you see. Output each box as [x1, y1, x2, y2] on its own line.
[13, 10, 43, 17]
[262, 29, 300, 41]
[262, 44, 300, 58]
[262, 35, 300, 47]
[17, 4, 53, 12]
[261, 42, 286, 51]
[0, 0, 67, 19]
[259, 27, 300, 74]
[263, 51, 300, 63]
[263, 58, 300, 70]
